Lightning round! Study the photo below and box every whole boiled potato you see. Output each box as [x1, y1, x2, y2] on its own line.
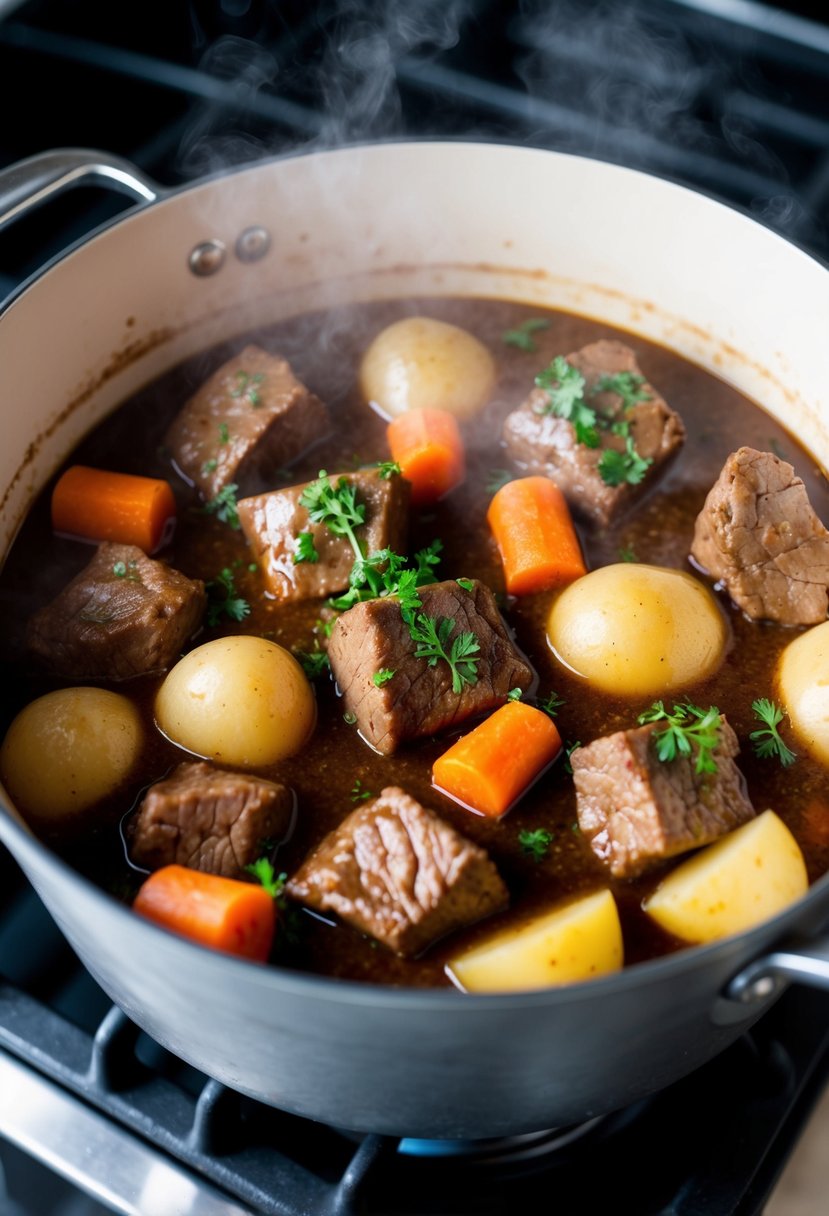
[643, 810, 808, 943]
[547, 563, 727, 697]
[446, 889, 623, 992]
[777, 620, 829, 766]
[156, 636, 315, 767]
[359, 316, 496, 420]
[0, 687, 143, 823]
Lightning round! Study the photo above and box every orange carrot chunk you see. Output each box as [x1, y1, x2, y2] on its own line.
[133, 865, 276, 961]
[433, 700, 562, 819]
[387, 408, 465, 505]
[487, 476, 586, 596]
[52, 465, 177, 553]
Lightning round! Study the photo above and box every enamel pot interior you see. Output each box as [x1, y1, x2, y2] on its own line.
[1, 142, 829, 1139]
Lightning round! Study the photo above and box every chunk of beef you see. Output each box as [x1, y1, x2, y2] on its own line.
[166, 345, 330, 499]
[327, 578, 532, 755]
[130, 762, 294, 878]
[238, 469, 409, 602]
[571, 717, 755, 879]
[502, 340, 685, 526]
[691, 446, 829, 625]
[27, 543, 205, 681]
[287, 786, 508, 956]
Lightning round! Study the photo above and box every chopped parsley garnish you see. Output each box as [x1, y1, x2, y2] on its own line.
[245, 857, 287, 903]
[350, 778, 373, 802]
[202, 483, 241, 530]
[534, 356, 599, 447]
[230, 369, 266, 406]
[594, 371, 651, 411]
[294, 648, 330, 680]
[486, 468, 514, 495]
[201, 458, 218, 475]
[299, 471, 365, 563]
[375, 460, 402, 479]
[329, 540, 442, 614]
[406, 613, 480, 694]
[343, 710, 357, 725]
[373, 668, 395, 687]
[598, 436, 653, 486]
[638, 701, 722, 775]
[750, 698, 797, 767]
[218, 422, 230, 444]
[519, 828, 554, 861]
[456, 577, 475, 592]
[112, 559, 141, 583]
[539, 691, 565, 718]
[618, 544, 637, 563]
[205, 567, 250, 626]
[563, 740, 581, 774]
[507, 687, 523, 701]
[248, 562, 258, 572]
[502, 317, 550, 352]
[293, 530, 319, 565]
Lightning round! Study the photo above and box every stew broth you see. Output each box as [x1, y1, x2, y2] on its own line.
[2, 297, 828, 987]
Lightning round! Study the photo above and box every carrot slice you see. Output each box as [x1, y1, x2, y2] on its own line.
[433, 701, 562, 819]
[387, 408, 465, 505]
[133, 865, 276, 961]
[51, 465, 177, 553]
[487, 476, 586, 595]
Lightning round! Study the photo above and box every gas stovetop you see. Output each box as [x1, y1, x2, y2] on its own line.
[1, 2, 829, 1213]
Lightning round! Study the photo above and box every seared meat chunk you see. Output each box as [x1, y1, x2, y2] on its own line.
[238, 469, 409, 602]
[691, 446, 829, 625]
[327, 578, 532, 755]
[502, 340, 685, 526]
[27, 542, 205, 681]
[287, 786, 508, 956]
[166, 345, 329, 499]
[130, 762, 294, 878]
[571, 718, 755, 879]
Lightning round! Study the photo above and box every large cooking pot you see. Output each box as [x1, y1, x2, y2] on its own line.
[1, 143, 829, 1139]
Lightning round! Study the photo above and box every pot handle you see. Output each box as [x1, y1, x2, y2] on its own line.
[0, 148, 160, 234]
[726, 935, 829, 1004]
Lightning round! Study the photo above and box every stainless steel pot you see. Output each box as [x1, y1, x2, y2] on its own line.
[1, 143, 829, 1139]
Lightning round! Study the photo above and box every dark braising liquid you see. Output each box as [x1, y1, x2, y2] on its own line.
[2, 298, 828, 986]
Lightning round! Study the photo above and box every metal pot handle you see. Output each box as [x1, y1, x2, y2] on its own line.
[0, 148, 160, 234]
[727, 935, 829, 1004]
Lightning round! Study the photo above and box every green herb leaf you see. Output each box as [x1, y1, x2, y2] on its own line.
[328, 541, 442, 615]
[534, 356, 599, 447]
[245, 857, 287, 904]
[598, 436, 653, 486]
[343, 710, 357, 725]
[594, 371, 651, 411]
[201, 458, 218, 475]
[563, 740, 581, 775]
[294, 648, 330, 680]
[407, 613, 480, 693]
[456, 577, 475, 592]
[538, 691, 565, 718]
[518, 828, 554, 861]
[218, 422, 230, 445]
[293, 530, 319, 565]
[618, 545, 637, 563]
[111, 559, 141, 583]
[750, 698, 797, 767]
[486, 468, 513, 495]
[373, 668, 395, 687]
[507, 687, 523, 701]
[376, 460, 402, 479]
[638, 701, 722, 775]
[202, 483, 241, 530]
[299, 471, 365, 563]
[502, 317, 550, 352]
[205, 567, 251, 626]
[350, 778, 373, 802]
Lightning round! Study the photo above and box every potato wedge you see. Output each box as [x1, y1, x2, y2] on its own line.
[446, 889, 623, 992]
[643, 810, 807, 943]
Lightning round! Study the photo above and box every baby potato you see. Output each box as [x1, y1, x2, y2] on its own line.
[777, 620, 829, 766]
[359, 316, 496, 420]
[548, 563, 727, 697]
[446, 889, 623, 992]
[156, 636, 315, 767]
[643, 810, 808, 944]
[0, 687, 143, 824]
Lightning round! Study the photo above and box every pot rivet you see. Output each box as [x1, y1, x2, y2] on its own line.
[235, 226, 271, 262]
[188, 240, 226, 277]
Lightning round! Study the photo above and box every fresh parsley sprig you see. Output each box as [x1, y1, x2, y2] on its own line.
[502, 317, 550, 352]
[202, 483, 241, 529]
[294, 647, 330, 680]
[375, 460, 402, 479]
[519, 828, 554, 861]
[329, 540, 442, 613]
[245, 857, 287, 904]
[407, 613, 480, 694]
[638, 701, 722, 775]
[293, 530, 319, 565]
[538, 691, 565, 718]
[594, 371, 651, 411]
[534, 356, 599, 447]
[299, 471, 366, 564]
[750, 699, 797, 767]
[205, 567, 250, 626]
[598, 436, 653, 487]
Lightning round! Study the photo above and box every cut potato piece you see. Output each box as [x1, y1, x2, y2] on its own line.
[446, 889, 622, 992]
[777, 619, 829, 767]
[643, 810, 807, 943]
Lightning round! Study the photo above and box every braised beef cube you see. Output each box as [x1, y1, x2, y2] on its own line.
[503, 340, 685, 527]
[571, 718, 755, 879]
[327, 578, 532, 755]
[130, 762, 294, 878]
[286, 786, 508, 956]
[691, 446, 829, 625]
[238, 469, 409, 602]
[166, 345, 330, 499]
[27, 543, 205, 681]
